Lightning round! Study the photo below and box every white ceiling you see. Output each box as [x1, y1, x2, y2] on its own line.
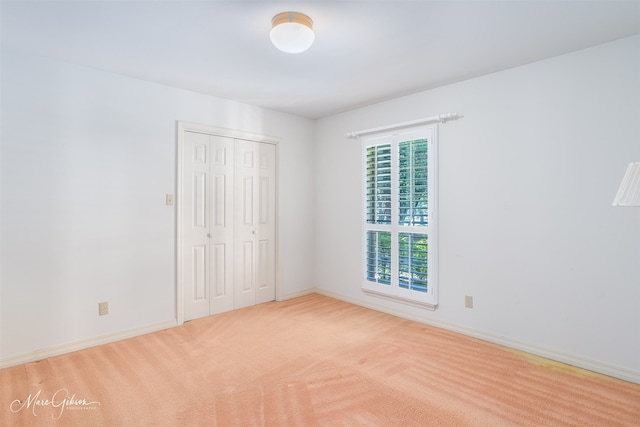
[2, 1, 639, 119]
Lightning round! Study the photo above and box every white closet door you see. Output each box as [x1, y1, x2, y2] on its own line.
[255, 142, 276, 304]
[182, 130, 276, 319]
[233, 140, 276, 308]
[183, 131, 212, 321]
[183, 132, 235, 320]
[208, 135, 235, 315]
[234, 140, 258, 309]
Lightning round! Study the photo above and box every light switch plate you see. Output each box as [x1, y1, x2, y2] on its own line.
[465, 295, 473, 309]
[166, 194, 174, 206]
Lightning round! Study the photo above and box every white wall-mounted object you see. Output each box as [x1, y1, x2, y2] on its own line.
[613, 162, 640, 207]
[345, 113, 463, 139]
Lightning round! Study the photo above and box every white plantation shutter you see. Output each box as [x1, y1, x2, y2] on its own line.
[399, 232, 428, 292]
[366, 145, 392, 225]
[366, 230, 392, 285]
[361, 126, 438, 308]
[399, 138, 429, 226]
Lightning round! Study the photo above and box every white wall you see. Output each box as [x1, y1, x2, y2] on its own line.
[315, 36, 640, 381]
[0, 48, 316, 360]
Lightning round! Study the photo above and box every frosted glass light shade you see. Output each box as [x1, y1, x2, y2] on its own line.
[270, 12, 314, 54]
[613, 162, 640, 207]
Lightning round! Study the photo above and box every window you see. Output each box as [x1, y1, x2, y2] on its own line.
[362, 126, 438, 308]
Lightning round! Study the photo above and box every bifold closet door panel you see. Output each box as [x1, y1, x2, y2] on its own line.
[208, 135, 235, 315]
[182, 131, 213, 321]
[234, 139, 258, 309]
[255, 142, 276, 304]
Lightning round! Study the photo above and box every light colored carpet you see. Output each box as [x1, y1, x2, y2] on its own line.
[2, 294, 639, 426]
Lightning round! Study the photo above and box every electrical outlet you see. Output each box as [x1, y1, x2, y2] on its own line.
[98, 301, 109, 316]
[465, 295, 473, 309]
[166, 194, 174, 206]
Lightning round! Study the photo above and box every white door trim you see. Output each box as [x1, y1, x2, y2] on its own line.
[176, 121, 280, 325]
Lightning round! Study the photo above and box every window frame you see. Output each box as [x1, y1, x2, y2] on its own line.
[361, 125, 439, 309]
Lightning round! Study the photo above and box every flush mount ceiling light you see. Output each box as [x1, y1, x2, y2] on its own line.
[270, 12, 314, 54]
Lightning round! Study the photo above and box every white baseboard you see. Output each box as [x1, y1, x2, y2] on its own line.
[281, 288, 316, 301]
[0, 319, 178, 369]
[313, 288, 640, 385]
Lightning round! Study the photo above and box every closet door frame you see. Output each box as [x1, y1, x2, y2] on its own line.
[175, 121, 280, 325]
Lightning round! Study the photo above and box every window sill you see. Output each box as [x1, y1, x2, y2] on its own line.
[362, 288, 437, 311]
